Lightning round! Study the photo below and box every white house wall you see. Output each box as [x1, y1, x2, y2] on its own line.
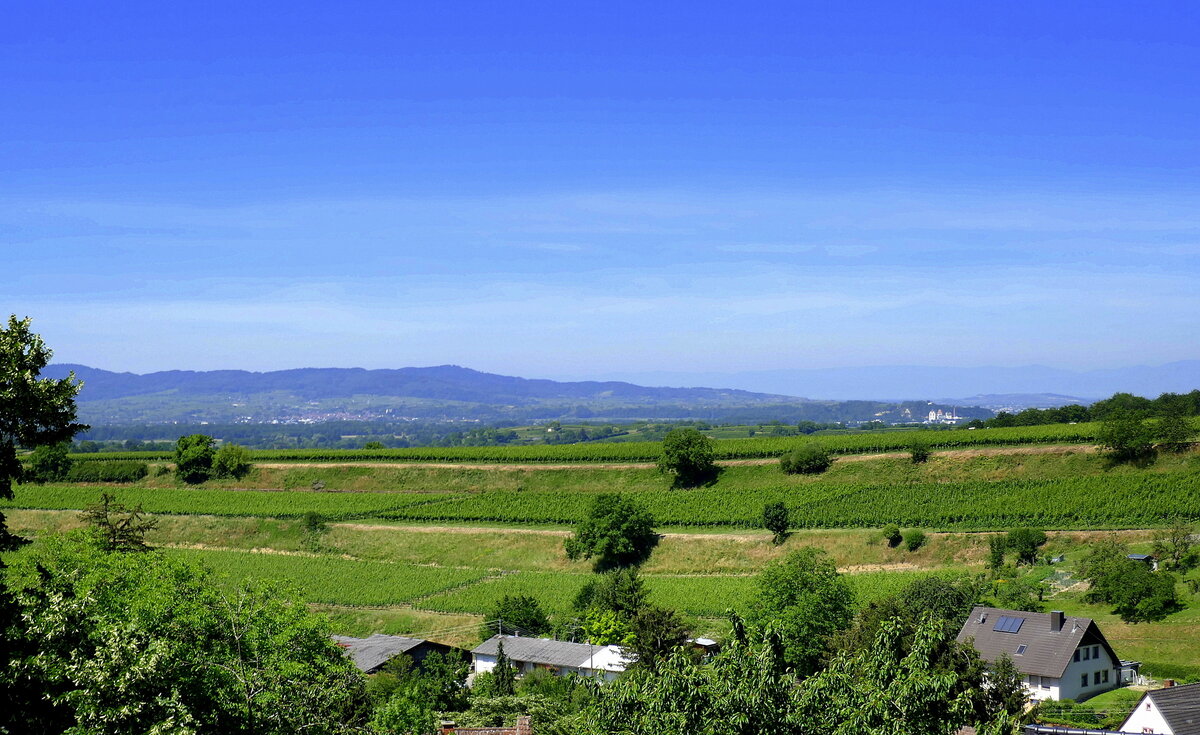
[1121, 697, 1173, 734]
[1057, 646, 1118, 701]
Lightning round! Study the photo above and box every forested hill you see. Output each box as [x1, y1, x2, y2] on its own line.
[45, 364, 800, 405]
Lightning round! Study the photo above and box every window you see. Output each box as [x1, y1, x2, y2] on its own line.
[1074, 649, 1080, 662]
[1042, 678, 1051, 690]
[1083, 648, 1091, 660]
[1093, 645, 1100, 659]
[1016, 645, 1027, 655]
[1081, 673, 1089, 688]
[1094, 671, 1101, 685]
[1103, 670, 1109, 683]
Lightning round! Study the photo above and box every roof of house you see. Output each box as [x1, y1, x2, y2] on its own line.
[956, 607, 1118, 679]
[1127, 553, 1154, 561]
[1131, 683, 1200, 735]
[332, 634, 431, 672]
[472, 635, 627, 673]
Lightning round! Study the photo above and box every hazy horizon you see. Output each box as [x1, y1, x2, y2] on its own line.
[6, 2, 1199, 375]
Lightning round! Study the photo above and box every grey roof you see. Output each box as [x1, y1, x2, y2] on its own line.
[1144, 683, 1200, 735]
[472, 635, 608, 669]
[333, 634, 427, 672]
[1127, 553, 1154, 561]
[956, 607, 1118, 679]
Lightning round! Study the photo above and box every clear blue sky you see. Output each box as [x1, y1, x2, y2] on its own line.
[5, 1, 1199, 378]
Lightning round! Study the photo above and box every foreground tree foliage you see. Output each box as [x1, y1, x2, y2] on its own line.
[1, 534, 370, 735]
[746, 548, 855, 675]
[583, 615, 1020, 735]
[565, 494, 658, 571]
[0, 315, 87, 551]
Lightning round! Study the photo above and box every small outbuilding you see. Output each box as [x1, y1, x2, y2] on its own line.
[333, 634, 465, 674]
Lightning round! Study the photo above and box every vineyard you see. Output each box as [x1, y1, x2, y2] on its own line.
[375, 473, 1200, 530]
[7, 462, 1200, 530]
[166, 547, 489, 605]
[67, 422, 1104, 464]
[2, 485, 459, 520]
[169, 552, 963, 619]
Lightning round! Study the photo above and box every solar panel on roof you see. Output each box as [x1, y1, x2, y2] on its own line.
[993, 615, 1024, 633]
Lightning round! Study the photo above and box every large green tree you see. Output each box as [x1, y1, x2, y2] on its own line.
[3, 534, 369, 734]
[0, 315, 86, 550]
[745, 548, 855, 674]
[657, 427, 717, 487]
[174, 433, 216, 483]
[584, 615, 1014, 735]
[565, 494, 658, 571]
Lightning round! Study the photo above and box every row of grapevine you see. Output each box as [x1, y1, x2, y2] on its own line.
[375, 472, 1200, 530]
[413, 569, 960, 618]
[166, 548, 489, 606]
[2, 484, 460, 520]
[68, 422, 1102, 464]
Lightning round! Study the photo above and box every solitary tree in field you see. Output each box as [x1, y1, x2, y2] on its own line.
[657, 428, 718, 487]
[762, 501, 790, 545]
[565, 494, 658, 571]
[79, 492, 159, 552]
[1097, 409, 1155, 462]
[174, 434, 216, 483]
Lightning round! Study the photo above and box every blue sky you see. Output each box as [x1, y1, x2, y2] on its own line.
[4, 1, 1199, 379]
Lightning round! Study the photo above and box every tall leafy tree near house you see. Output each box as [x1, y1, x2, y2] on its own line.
[0, 315, 87, 551]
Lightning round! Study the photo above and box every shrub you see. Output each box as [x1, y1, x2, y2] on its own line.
[26, 442, 72, 483]
[212, 443, 252, 480]
[909, 437, 932, 464]
[903, 529, 927, 552]
[780, 443, 832, 475]
[174, 434, 215, 484]
[882, 525, 902, 548]
[67, 461, 149, 483]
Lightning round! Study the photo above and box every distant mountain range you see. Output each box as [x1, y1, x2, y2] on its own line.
[599, 361, 1200, 402]
[45, 364, 795, 405]
[42, 364, 990, 426]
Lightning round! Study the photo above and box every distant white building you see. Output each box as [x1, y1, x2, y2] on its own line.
[471, 635, 627, 682]
[957, 607, 1120, 702]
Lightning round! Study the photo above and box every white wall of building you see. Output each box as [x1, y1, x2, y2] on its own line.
[1120, 696, 1173, 734]
[1057, 643, 1118, 701]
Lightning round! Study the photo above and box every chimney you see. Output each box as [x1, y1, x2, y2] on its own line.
[1164, 679, 1175, 688]
[440, 721, 456, 734]
[1051, 611, 1065, 632]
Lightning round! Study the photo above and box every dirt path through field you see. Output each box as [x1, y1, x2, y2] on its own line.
[257, 443, 1099, 472]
